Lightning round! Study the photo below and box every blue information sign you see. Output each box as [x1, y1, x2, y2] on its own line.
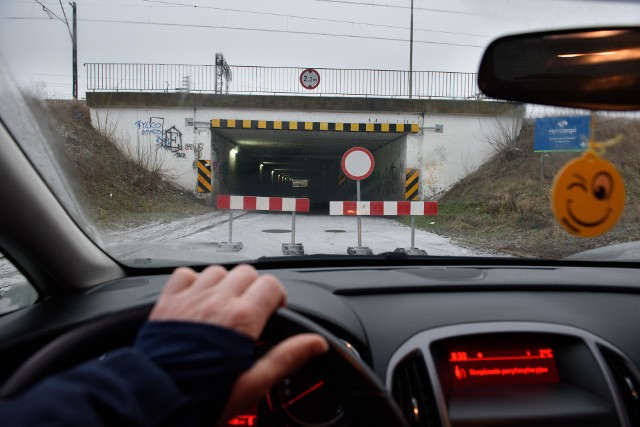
[534, 116, 591, 152]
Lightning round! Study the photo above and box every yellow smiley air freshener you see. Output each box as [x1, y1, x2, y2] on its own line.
[551, 151, 624, 238]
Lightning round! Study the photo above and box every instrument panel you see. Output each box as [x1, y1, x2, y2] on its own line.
[387, 322, 639, 427]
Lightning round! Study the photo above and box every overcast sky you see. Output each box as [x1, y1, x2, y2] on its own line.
[1, 0, 639, 99]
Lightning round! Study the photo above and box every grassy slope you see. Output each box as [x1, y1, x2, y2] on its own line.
[410, 117, 640, 259]
[46, 100, 210, 228]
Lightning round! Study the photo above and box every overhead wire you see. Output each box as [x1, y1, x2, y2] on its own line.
[306, 0, 481, 15]
[57, 0, 72, 38]
[5, 16, 484, 48]
[32, 0, 74, 39]
[34, 0, 64, 23]
[142, 0, 479, 16]
[140, 0, 488, 37]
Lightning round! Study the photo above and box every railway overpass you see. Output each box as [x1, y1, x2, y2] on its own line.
[86, 69, 520, 208]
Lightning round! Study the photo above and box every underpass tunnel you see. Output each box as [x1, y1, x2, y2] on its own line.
[211, 121, 410, 212]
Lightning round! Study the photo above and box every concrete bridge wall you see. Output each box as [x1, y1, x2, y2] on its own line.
[87, 93, 521, 201]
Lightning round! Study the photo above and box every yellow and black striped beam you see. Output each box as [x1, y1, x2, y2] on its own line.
[211, 119, 420, 133]
[197, 160, 212, 193]
[405, 168, 419, 201]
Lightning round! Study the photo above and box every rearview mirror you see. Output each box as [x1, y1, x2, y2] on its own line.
[478, 27, 640, 110]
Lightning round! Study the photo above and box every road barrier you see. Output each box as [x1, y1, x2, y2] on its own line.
[217, 195, 310, 254]
[330, 201, 438, 255]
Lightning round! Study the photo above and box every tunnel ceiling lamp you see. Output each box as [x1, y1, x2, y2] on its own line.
[230, 148, 238, 155]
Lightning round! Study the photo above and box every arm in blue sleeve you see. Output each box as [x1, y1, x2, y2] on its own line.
[0, 321, 255, 427]
[134, 320, 255, 425]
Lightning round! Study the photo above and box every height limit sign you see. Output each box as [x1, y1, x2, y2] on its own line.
[300, 68, 320, 90]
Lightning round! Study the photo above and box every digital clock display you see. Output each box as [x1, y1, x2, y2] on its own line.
[448, 346, 559, 386]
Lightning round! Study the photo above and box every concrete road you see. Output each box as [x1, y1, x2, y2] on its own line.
[0, 212, 497, 300]
[103, 211, 496, 264]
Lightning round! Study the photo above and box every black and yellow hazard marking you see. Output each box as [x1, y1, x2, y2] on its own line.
[197, 160, 212, 193]
[211, 119, 419, 133]
[405, 168, 419, 201]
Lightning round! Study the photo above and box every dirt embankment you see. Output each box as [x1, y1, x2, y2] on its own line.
[411, 116, 640, 259]
[45, 100, 209, 228]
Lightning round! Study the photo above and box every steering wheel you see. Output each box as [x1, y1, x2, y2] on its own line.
[0, 305, 408, 426]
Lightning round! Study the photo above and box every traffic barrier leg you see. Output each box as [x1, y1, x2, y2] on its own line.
[217, 210, 244, 252]
[282, 211, 304, 255]
[394, 216, 428, 255]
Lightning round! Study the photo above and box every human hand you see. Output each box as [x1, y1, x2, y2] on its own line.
[148, 264, 328, 424]
[150, 264, 290, 338]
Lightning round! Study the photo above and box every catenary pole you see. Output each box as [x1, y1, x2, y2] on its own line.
[72, 2, 77, 99]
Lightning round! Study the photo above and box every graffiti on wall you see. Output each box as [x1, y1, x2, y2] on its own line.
[134, 117, 202, 159]
[211, 146, 229, 189]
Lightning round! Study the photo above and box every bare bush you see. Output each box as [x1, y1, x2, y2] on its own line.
[88, 93, 170, 177]
[92, 97, 121, 146]
[114, 137, 167, 175]
[480, 106, 526, 160]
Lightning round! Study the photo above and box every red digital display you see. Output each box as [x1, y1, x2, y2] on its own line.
[448, 347, 559, 386]
[226, 406, 257, 426]
[226, 414, 257, 426]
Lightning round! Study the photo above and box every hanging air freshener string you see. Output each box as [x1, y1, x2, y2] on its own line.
[585, 113, 623, 157]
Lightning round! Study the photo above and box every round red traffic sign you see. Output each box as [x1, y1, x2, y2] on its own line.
[300, 68, 320, 90]
[341, 147, 375, 181]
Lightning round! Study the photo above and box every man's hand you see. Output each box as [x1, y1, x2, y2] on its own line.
[149, 264, 329, 424]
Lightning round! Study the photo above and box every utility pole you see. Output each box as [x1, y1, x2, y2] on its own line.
[409, 0, 414, 99]
[35, 1, 77, 99]
[72, 2, 77, 100]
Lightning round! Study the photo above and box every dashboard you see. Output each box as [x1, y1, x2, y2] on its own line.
[2, 262, 640, 427]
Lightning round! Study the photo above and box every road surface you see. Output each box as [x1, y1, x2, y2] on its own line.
[1, 212, 498, 298]
[103, 211, 497, 264]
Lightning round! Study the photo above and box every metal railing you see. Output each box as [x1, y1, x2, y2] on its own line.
[85, 63, 216, 93]
[85, 63, 482, 100]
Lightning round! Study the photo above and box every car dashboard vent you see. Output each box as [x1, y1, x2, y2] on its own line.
[391, 350, 440, 427]
[599, 346, 640, 426]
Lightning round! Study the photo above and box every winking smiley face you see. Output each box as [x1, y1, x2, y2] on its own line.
[551, 152, 625, 238]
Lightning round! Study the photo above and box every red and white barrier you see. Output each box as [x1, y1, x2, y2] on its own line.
[330, 201, 437, 216]
[217, 195, 310, 212]
[216, 195, 310, 255]
[330, 200, 438, 255]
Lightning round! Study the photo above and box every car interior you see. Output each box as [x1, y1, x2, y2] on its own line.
[3, 7, 640, 427]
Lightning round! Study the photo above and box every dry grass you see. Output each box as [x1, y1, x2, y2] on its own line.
[44, 100, 209, 227]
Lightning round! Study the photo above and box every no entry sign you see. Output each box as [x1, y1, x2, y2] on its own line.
[341, 147, 375, 180]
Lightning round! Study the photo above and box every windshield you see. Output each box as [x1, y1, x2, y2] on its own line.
[2, 0, 640, 267]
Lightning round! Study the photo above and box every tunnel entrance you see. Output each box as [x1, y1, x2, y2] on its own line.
[210, 120, 414, 213]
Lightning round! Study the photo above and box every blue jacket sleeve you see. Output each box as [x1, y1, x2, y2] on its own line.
[0, 321, 255, 427]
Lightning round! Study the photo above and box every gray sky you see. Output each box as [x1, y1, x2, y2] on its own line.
[1, 0, 639, 99]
